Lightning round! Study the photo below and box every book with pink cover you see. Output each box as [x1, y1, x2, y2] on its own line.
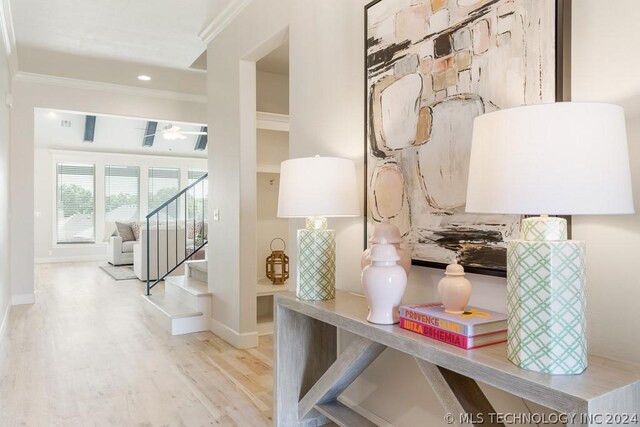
[399, 318, 507, 350]
[399, 303, 507, 337]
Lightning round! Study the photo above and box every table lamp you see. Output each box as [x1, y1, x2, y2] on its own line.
[466, 102, 634, 375]
[278, 156, 359, 300]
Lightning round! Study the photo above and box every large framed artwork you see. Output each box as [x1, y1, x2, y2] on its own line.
[365, 0, 570, 276]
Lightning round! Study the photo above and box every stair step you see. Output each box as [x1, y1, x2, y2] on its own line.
[184, 259, 208, 283]
[143, 293, 202, 319]
[165, 275, 210, 296]
[185, 259, 207, 273]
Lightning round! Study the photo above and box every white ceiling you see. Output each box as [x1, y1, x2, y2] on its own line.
[35, 109, 207, 158]
[10, 1, 289, 93]
[13, 0, 230, 70]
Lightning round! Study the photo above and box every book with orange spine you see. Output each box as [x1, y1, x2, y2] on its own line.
[399, 303, 507, 337]
[399, 317, 507, 350]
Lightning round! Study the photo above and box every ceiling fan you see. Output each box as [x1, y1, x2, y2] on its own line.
[145, 124, 207, 140]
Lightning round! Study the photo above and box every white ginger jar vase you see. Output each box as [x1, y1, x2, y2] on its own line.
[361, 219, 411, 277]
[361, 243, 407, 324]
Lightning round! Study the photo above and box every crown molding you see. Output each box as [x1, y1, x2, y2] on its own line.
[13, 72, 207, 104]
[0, 0, 18, 76]
[198, 0, 253, 45]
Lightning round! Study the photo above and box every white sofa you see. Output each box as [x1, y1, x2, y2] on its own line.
[107, 235, 135, 266]
[134, 225, 186, 281]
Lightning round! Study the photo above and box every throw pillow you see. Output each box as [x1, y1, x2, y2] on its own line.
[115, 221, 135, 242]
[131, 222, 141, 241]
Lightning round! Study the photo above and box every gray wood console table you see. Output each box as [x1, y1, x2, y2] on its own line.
[275, 291, 640, 427]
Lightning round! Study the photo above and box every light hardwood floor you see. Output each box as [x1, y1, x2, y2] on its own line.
[0, 262, 273, 426]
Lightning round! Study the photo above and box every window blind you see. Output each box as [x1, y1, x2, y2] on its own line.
[105, 165, 140, 222]
[148, 167, 180, 215]
[56, 163, 95, 244]
[188, 169, 207, 183]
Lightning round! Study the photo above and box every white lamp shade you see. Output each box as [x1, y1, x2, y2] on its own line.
[466, 102, 634, 215]
[278, 156, 360, 218]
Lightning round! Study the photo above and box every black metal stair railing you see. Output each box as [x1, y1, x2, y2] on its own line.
[145, 173, 208, 296]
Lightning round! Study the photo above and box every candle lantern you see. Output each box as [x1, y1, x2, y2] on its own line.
[266, 238, 289, 285]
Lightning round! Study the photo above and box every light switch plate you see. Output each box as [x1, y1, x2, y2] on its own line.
[213, 209, 220, 221]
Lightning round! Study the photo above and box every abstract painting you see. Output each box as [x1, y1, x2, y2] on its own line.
[365, 0, 564, 275]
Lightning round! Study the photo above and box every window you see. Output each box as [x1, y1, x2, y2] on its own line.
[148, 167, 180, 216]
[56, 163, 95, 244]
[188, 169, 207, 184]
[105, 166, 140, 222]
[187, 169, 208, 221]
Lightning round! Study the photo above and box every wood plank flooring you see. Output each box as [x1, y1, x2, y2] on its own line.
[0, 262, 273, 426]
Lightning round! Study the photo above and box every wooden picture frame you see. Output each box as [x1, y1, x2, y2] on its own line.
[364, 0, 571, 277]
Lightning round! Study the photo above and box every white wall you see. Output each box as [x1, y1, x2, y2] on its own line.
[10, 79, 206, 303]
[206, 0, 290, 348]
[0, 33, 11, 329]
[289, 0, 366, 293]
[256, 129, 288, 172]
[256, 71, 289, 114]
[571, 0, 640, 364]
[34, 149, 206, 262]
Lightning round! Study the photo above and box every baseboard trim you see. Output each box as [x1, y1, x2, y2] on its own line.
[11, 293, 35, 305]
[35, 255, 106, 264]
[0, 304, 10, 343]
[210, 317, 258, 349]
[337, 396, 393, 427]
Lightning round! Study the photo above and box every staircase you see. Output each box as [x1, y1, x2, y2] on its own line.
[142, 260, 211, 335]
[141, 172, 211, 335]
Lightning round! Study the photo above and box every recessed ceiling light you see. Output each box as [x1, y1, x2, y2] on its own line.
[138, 75, 151, 81]
[48, 111, 56, 118]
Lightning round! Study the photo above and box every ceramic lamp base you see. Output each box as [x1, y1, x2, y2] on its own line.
[507, 218, 587, 375]
[296, 224, 336, 301]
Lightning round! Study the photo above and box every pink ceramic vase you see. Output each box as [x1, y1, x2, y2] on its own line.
[437, 261, 472, 314]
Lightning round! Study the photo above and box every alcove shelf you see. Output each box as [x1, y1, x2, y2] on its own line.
[257, 278, 290, 297]
[256, 164, 281, 174]
[256, 111, 289, 132]
[256, 279, 290, 336]
[256, 111, 289, 336]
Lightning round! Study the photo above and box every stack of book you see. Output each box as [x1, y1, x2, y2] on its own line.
[399, 303, 507, 350]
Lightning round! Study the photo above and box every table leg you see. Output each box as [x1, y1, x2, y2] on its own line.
[275, 303, 337, 426]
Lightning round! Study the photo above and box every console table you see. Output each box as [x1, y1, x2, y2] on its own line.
[275, 291, 640, 427]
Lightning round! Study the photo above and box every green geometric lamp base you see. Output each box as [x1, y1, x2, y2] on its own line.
[507, 216, 587, 375]
[296, 217, 336, 300]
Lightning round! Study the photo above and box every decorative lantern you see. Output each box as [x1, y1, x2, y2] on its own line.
[266, 238, 289, 285]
